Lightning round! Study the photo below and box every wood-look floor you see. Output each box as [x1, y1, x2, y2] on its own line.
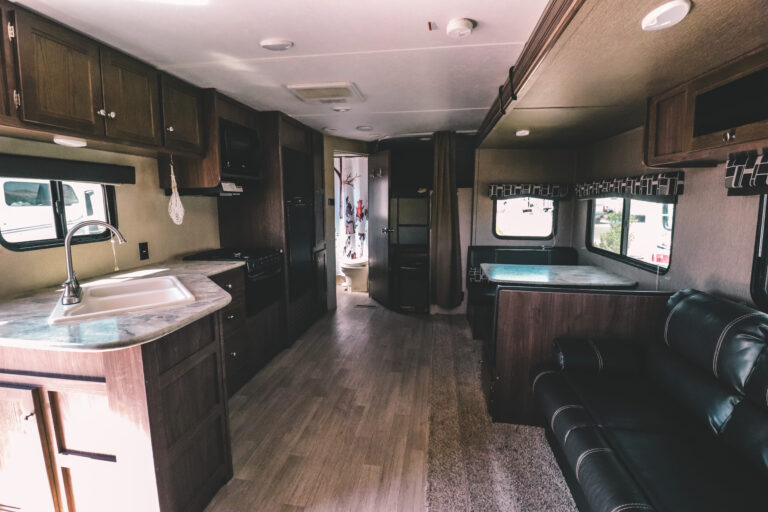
[206, 289, 434, 511]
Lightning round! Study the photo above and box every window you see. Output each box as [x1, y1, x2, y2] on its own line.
[588, 197, 674, 272]
[0, 178, 117, 251]
[493, 197, 557, 239]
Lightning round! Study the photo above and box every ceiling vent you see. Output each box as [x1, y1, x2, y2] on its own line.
[285, 82, 365, 104]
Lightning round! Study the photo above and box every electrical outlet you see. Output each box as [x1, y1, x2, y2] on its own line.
[139, 242, 149, 260]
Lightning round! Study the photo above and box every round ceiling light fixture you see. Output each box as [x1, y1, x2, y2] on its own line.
[356, 125, 373, 132]
[331, 104, 351, 112]
[322, 127, 337, 133]
[446, 17, 475, 39]
[641, 0, 691, 31]
[515, 129, 530, 137]
[260, 38, 294, 51]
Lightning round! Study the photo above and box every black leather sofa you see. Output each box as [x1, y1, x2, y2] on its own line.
[466, 245, 577, 343]
[533, 289, 768, 512]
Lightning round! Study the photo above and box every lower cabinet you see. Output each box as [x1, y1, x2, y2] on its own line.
[0, 312, 231, 512]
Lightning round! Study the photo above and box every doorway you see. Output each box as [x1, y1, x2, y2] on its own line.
[333, 152, 369, 297]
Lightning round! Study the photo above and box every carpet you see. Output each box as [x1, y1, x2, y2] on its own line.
[426, 316, 577, 512]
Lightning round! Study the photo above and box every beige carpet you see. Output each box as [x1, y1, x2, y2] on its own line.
[426, 315, 577, 512]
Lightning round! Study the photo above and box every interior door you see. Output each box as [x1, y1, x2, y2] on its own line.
[0, 383, 59, 512]
[100, 48, 161, 145]
[368, 150, 391, 307]
[14, 8, 104, 135]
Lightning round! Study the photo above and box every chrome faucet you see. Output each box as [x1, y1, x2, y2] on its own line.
[61, 221, 127, 305]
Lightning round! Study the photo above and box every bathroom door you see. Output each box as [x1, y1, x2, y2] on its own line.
[368, 150, 391, 307]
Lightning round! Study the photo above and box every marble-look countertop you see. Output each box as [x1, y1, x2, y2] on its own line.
[0, 259, 245, 352]
[480, 263, 637, 289]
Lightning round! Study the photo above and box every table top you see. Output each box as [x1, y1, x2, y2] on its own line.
[479, 263, 637, 289]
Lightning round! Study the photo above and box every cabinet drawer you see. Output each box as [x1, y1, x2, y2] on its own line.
[211, 268, 245, 299]
[220, 300, 246, 338]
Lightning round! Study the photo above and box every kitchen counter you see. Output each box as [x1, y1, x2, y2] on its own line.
[0, 259, 245, 351]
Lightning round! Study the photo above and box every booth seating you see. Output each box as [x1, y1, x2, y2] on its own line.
[533, 289, 768, 512]
[466, 246, 577, 344]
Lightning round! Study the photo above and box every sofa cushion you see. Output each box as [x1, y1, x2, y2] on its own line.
[721, 400, 768, 473]
[603, 428, 768, 512]
[554, 338, 644, 375]
[664, 289, 768, 394]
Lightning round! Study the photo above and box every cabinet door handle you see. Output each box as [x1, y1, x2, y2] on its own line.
[229, 351, 237, 358]
[225, 283, 233, 290]
[108, 111, 116, 119]
[166, 125, 175, 133]
[227, 314, 236, 320]
[22, 411, 35, 421]
[722, 129, 736, 142]
[96, 108, 107, 117]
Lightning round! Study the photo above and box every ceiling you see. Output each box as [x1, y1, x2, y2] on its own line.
[482, 0, 768, 148]
[17, 0, 549, 141]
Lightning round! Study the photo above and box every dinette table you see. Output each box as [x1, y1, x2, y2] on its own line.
[479, 263, 637, 289]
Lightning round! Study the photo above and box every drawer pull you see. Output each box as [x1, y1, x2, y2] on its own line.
[722, 129, 736, 142]
[229, 351, 237, 358]
[226, 314, 236, 320]
[225, 283, 233, 290]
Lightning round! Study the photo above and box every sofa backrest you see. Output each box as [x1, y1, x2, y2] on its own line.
[466, 246, 578, 283]
[649, 289, 768, 472]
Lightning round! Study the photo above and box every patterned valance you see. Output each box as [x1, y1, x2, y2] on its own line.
[725, 152, 768, 196]
[574, 171, 684, 203]
[488, 183, 569, 200]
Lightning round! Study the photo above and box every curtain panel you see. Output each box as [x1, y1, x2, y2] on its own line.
[430, 131, 463, 309]
[574, 171, 684, 203]
[488, 183, 569, 200]
[725, 151, 768, 196]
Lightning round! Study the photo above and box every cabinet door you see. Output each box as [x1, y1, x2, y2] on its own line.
[13, 8, 104, 135]
[100, 48, 161, 146]
[312, 131, 325, 247]
[160, 74, 203, 153]
[0, 383, 59, 512]
[646, 85, 688, 164]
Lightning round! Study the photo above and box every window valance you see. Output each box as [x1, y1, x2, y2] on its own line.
[488, 183, 569, 200]
[0, 153, 135, 184]
[574, 171, 684, 203]
[725, 152, 768, 196]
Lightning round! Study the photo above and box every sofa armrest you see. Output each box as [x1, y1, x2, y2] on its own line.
[553, 338, 644, 374]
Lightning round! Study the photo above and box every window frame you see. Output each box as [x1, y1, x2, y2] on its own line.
[585, 197, 675, 274]
[0, 180, 118, 252]
[492, 196, 558, 240]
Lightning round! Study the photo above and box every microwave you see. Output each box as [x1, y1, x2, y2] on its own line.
[220, 119, 261, 181]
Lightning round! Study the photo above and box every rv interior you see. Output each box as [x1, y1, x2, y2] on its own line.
[1, 0, 768, 510]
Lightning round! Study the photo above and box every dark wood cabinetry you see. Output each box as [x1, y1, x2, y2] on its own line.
[646, 45, 768, 166]
[160, 74, 204, 153]
[0, 313, 231, 512]
[13, 8, 103, 135]
[100, 48, 161, 145]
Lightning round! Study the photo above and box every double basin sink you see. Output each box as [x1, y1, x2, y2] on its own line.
[48, 276, 195, 324]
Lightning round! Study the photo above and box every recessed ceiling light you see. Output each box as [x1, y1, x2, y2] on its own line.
[260, 38, 294, 51]
[356, 125, 373, 132]
[446, 18, 475, 39]
[641, 0, 691, 31]
[53, 135, 87, 147]
[332, 105, 351, 112]
[515, 129, 530, 137]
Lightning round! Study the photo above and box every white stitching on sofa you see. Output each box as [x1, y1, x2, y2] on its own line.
[550, 404, 584, 431]
[712, 313, 761, 377]
[532, 370, 556, 392]
[610, 503, 654, 512]
[664, 296, 692, 346]
[575, 447, 611, 482]
[588, 339, 604, 372]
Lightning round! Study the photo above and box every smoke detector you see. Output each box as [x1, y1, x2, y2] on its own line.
[446, 18, 475, 39]
[286, 82, 365, 105]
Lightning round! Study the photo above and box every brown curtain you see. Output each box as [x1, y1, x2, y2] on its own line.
[430, 131, 462, 308]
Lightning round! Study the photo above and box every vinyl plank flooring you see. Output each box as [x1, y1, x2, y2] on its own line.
[206, 290, 435, 512]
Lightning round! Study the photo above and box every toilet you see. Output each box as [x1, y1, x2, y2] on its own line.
[340, 258, 369, 292]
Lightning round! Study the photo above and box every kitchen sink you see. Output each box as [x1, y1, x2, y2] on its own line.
[48, 276, 195, 324]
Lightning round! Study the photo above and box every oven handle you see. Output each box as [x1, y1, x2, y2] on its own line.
[247, 268, 283, 282]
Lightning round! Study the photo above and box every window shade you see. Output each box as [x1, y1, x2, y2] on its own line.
[575, 171, 684, 203]
[0, 153, 135, 184]
[725, 152, 768, 196]
[488, 183, 569, 200]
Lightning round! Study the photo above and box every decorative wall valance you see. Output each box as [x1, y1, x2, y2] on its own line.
[574, 171, 684, 203]
[0, 153, 135, 184]
[488, 183, 569, 200]
[725, 151, 768, 196]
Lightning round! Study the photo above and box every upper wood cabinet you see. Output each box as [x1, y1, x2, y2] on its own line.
[160, 74, 204, 153]
[100, 48, 161, 145]
[646, 45, 768, 166]
[13, 8, 104, 135]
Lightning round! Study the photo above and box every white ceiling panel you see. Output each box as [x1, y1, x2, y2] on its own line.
[17, 0, 549, 140]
